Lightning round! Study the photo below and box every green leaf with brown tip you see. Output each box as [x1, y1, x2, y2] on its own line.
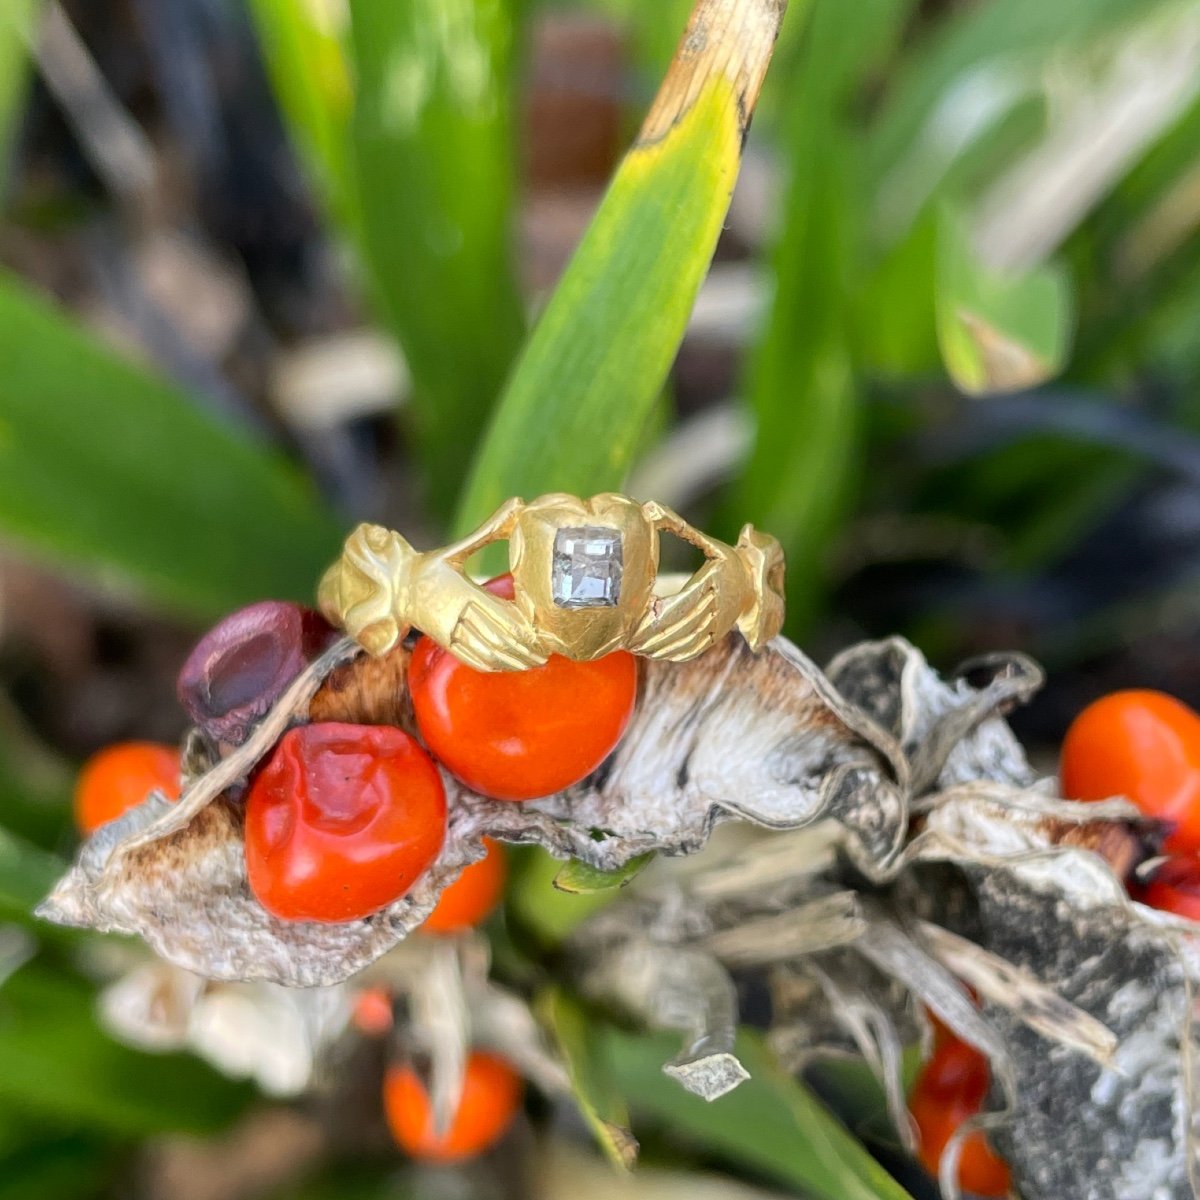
[936, 206, 1073, 396]
[456, 0, 788, 549]
[538, 989, 638, 1170]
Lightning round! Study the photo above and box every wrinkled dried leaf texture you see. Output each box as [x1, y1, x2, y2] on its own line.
[40, 635, 903, 985]
[573, 639, 1195, 1199]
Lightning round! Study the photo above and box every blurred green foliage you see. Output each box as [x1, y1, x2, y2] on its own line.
[2, 0, 1200, 1195]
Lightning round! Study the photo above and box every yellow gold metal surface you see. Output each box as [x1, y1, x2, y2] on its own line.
[317, 493, 785, 671]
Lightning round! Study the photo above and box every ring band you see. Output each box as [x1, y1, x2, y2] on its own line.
[317, 493, 785, 673]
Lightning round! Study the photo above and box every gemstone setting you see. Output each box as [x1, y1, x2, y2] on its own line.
[551, 526, 623, 609]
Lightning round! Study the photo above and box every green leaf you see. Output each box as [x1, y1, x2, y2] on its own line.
[728, 0, 912, 634]
[0, 1132, 115, 1200]
[553, 852, 653, 895]
[935, 206, 1072, 395]
[455, 0, 787, 548]
[507, 846, 619, 946]
[348, 0, 525, 516]
[247, 0, 356, 230]
[0, 1, 40, 191]
[866, 0, 1181, 202]
[605, 1027, 914, 1200]
[0, 963, 254, 1135]
[538, 989, 638, 1169]
[0, 719, 72, 850]
[0, 274, 342, 618]
[0, 827, 63, 926]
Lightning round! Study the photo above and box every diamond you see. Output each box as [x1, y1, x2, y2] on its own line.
[551, 526, 623, 608]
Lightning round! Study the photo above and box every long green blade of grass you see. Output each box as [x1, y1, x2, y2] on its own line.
[247, 0, 356, 231]
[728, 0, 912, 634]
[0, 0, 40, 192]
[0, 828, 62, 926]
[348, 0, 525, 517]
[455, 0, 788, 541]
[539, 989, 638, 1169]
[0, 274, 341, 618]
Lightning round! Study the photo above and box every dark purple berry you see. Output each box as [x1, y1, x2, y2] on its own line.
[177, 601, 336, 745]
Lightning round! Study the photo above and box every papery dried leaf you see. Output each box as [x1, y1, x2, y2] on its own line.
[578, 937, 748, 1100]
[470, 980, 573, 1099]
[914, 919, 1116, 1068]
[405, 938, 470, 1135]
[770, 957, 917, 1152]
[826, 638, 1039, 797]
[908, 793, 1195, 1198]
[40, 635, 908, 985]
[700, 891, 866, 967]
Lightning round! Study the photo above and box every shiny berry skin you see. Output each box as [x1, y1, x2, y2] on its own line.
[423, 838, 507, 934]
[384, 1050, 522, 1162]
[1141, 856, 1200, 920]
[244, 723, 446, 923]
[75, 741, 181, 835]
[909, 1036, 1010, 1197]
[409, 575, 637, 801]
[178, 600, 336, 745]
[1061, 690, 1200, 853]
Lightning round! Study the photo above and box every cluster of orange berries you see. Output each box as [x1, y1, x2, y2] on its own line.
[75, 583, 638, 1160]
[81, 604, 1200, 1177]
[909, 687, 1200, 1196]
[76, 582, 637, 924]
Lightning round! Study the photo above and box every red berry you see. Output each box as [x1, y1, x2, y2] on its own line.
[244, 723, 446, 923]
[384, 1050, 522, 1162]
[178, 601, 336, 745]
[409, 575, 637, 801]
[423, 838, 507, 934]
[1141, 856, 1200, 920]
[74, 742, 181, 835]
[1061, 690, 1200, 853]
[909, 1036, 1011, 1197]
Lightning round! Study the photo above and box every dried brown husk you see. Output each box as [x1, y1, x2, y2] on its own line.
[569, 639, 1197, 1200]
[38, 634, 910, 986]
[36, 624, 1199, 1197]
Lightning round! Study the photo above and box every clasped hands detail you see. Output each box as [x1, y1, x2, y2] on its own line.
[318, 494, 785, 673]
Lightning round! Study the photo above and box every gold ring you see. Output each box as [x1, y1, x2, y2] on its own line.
[317, 493, 785, 672]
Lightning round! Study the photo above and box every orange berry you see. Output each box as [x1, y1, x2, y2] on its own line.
[244, 723, 446, 923]
[384, 1050, 522, 1162]
[352, 987, 395, 1037]
[74, 741, 181, 836]
[409, 575, 637, 802]
[1061, 690, 1200, 853]
[909, 1036, 1011, 1197]
[423, 838, 507, 934]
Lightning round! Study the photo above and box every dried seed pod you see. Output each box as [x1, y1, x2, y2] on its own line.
[41, 635, 907, 984]
[177, 601, 336, 745]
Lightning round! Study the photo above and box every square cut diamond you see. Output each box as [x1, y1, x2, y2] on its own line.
[552, 526, 623, 608]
